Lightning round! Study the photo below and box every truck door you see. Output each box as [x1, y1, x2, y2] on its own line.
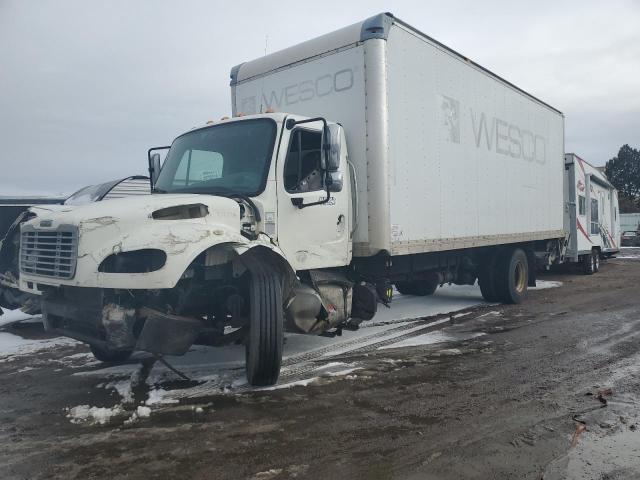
[275, 118, 351, 271]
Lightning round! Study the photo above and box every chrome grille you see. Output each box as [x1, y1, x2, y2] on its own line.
[20, 226, 78, 279]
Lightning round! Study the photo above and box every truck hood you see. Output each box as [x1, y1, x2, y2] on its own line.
[19, 193, 253, 290]
[28, 194, 240, 227]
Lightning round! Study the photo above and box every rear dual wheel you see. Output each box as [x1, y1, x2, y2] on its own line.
[479, 248, 529, 304]
[582, 250, 599, 275]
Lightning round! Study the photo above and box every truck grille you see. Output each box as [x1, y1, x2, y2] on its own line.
[20, 226, 78, 279]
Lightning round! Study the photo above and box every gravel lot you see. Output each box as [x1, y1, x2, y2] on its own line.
[1, 250, 639, 479]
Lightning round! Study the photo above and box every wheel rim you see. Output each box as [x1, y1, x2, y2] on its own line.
[594, 255, 599, 269]
[514, 261, 527, 294]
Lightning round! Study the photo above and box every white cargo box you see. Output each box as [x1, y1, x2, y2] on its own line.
[231, 13, 566, 257]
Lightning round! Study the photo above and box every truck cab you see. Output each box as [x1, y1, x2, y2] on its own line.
[151, 113, 353, 272]
[14, 113, 355, 386]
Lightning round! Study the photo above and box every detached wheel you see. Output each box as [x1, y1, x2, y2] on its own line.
[495, 248, 529, 304]
[89, 344, 133, 363]
[246, 270, 283, 386]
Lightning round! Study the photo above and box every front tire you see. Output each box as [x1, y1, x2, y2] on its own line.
[245, 270, 283, 386]
[495, 248, 529, 304]
[89, 344, 133, 363]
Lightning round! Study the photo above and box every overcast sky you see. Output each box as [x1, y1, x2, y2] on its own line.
[1, 0, 639, 196]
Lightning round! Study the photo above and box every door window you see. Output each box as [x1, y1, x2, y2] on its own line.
[283, 129, 324, 193]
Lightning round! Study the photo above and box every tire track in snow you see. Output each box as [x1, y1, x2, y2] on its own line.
[182, 314, 468, 397]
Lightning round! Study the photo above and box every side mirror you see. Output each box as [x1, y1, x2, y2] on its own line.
[327, 171, 343, 192]
[148, 153, 161, 187]
[326, 124, 342, 172]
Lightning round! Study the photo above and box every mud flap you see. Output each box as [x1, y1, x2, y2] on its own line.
[136, 308, 203, 356]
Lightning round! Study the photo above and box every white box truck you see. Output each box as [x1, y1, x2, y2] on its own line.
[3, 13, 567, 385]
[564, 153, 620, 272]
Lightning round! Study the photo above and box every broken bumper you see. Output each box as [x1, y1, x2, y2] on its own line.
[42, 289, 203, 356]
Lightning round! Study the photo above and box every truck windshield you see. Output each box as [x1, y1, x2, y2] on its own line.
[154, 119, 276, 196]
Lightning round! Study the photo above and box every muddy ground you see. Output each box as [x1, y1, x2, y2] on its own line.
[1, 251, 640, 479]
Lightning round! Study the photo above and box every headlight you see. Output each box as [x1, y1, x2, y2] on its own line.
[98, 249, 166, 273]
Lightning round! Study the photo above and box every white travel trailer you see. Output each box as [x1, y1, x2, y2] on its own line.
[564, 153, 620, 273]
[5, 13, 567, 385]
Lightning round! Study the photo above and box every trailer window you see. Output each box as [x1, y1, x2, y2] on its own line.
[283, 129, 324, 193]
[590, 198, 599, 235]
[578, 196, 586, 216]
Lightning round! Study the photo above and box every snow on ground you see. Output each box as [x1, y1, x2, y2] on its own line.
[531, 280, 563, 290]
[0, 309, 40, 328]
[379, 331, 485, 350]
[104, 379, 134, 404]
[0, 332, 79, 362]
[145, 387, 179, 406]
[66, 404, 124, 425]
[616, 247, 640, 259]
[4, 280, 566, 422]
[71, 284, 489, 406]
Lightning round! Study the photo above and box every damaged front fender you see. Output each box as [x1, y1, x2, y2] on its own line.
[17, 195, 254, 291]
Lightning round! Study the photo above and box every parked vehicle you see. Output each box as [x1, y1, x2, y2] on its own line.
[0, 197, 65, 240]
[63, 175, 150, 205]
[622, 230, 640, 247]
[620, 213, 640, 234]
[0, 176, 150, 316]
[563, 154, 620, 273]
[3, 13, 569, 386]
